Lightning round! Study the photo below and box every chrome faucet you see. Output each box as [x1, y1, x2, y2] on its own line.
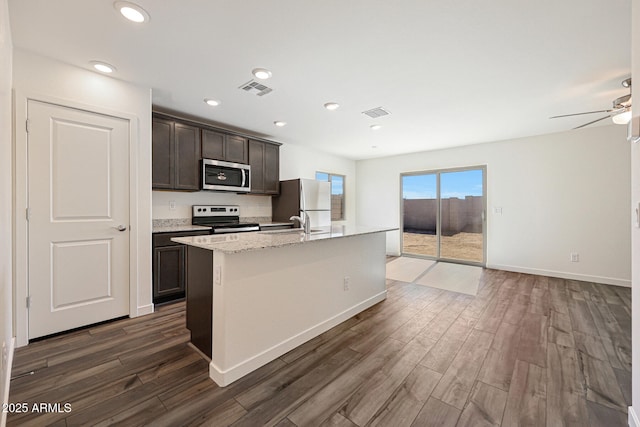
[290, 211, 311, 234]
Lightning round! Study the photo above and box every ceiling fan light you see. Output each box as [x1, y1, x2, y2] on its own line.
[612, 110, 632, 125]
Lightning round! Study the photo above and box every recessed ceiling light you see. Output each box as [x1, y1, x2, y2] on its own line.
[324, 102, 340, 111]
[274, 121, 287, 127]
[114, 1, 150, 23]
[252, 68, 272, 80]
[370, 124, 382, 130]
[204, 98, 220, 107]
[90, 61, 116, 73]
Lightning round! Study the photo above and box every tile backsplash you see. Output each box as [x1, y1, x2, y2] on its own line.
[153, 191, 272, 221]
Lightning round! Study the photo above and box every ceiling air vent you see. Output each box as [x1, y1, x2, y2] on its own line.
[238, 80, 273, 96]
[362, 107, 391, 118]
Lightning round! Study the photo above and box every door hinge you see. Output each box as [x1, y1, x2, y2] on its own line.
[25, 119, 30, 133]
[26, 296, 31, 309]
[25, 207, 30, 221]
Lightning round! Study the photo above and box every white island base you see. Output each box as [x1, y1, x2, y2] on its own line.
[178, 229, 388, 387]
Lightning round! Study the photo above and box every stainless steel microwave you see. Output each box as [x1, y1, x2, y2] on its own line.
[202, 159, 251, 192]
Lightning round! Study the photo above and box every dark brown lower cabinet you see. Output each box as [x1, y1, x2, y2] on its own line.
[152, 230, 210, 304]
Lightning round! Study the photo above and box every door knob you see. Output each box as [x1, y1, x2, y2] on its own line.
[113, 224, 127, 232]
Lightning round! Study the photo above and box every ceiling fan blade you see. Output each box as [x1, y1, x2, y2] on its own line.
[573, 115, 611, 129]
[549, 109, 613, 119]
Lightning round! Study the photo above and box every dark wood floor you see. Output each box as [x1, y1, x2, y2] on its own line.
[8, 269, 631, 426]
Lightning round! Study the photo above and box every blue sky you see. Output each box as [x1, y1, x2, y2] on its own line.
[402, 169, 483, 199]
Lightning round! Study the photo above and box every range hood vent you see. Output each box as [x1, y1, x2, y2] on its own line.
[362, 107, 391, 118]
[239, 80, 273, 96]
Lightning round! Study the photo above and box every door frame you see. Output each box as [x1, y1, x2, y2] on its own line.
[400, 165, 487, 267]
[14, 92, 142, 346]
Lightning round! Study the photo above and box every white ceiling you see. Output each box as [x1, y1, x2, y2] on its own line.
[8, 0, 632, 160]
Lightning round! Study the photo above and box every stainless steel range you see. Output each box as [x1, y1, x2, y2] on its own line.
[192, 205, 260, 234]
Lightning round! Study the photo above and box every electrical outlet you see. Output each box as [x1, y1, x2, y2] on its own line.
[214, 266, 222, 286]
[169, 200, 176, 211]
[343, 276, 350, 291]
[570, 253, 579, 262]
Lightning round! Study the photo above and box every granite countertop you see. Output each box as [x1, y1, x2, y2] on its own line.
[153, 224, 212, 233]
[172, 224, 398, 254]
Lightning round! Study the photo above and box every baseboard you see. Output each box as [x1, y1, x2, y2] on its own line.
[135, 303, 154, 317]
[629, 406, 640, 427]
[209, 290, 388, 387]
[1, 337, 15, 427]
[487, 263, 631, 287]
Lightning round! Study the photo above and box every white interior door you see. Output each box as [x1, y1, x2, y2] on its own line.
[27, 100, 130, 339]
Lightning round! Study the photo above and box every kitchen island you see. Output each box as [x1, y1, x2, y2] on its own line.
[172, 224, 395, 386]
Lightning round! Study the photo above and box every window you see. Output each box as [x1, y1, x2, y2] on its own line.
[316, 172, 345, 221]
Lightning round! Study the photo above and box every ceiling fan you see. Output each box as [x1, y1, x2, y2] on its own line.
[550, 78, 632, 129]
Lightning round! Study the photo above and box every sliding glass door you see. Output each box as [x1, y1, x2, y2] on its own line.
[401, 173, 438, 257]
[401, 166, 486, 265]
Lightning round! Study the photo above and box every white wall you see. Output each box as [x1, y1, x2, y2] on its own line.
[629, 0, 639, 424]
[280, 142, 357, 223]
[152, 141, 356, 223]
[0, 0, 12, 423]
[357, 124, 631, 286]
[12, 50, 153, 346]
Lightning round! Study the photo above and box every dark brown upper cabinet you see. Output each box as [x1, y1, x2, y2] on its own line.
[174, 123, 201, 190]
[248, 139, 279, 195]
[152, 117, 174, 189]
[226, 135, 249, 164]
[152, 116, 201, 191]
[264, 142, 280, 194]
[152, 111, 280, 194]
[201, 129, 248, 164]
[201, 128, 224, 160]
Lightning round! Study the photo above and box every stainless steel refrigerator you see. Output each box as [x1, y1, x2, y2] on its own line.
[272, 178, 331, 227]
